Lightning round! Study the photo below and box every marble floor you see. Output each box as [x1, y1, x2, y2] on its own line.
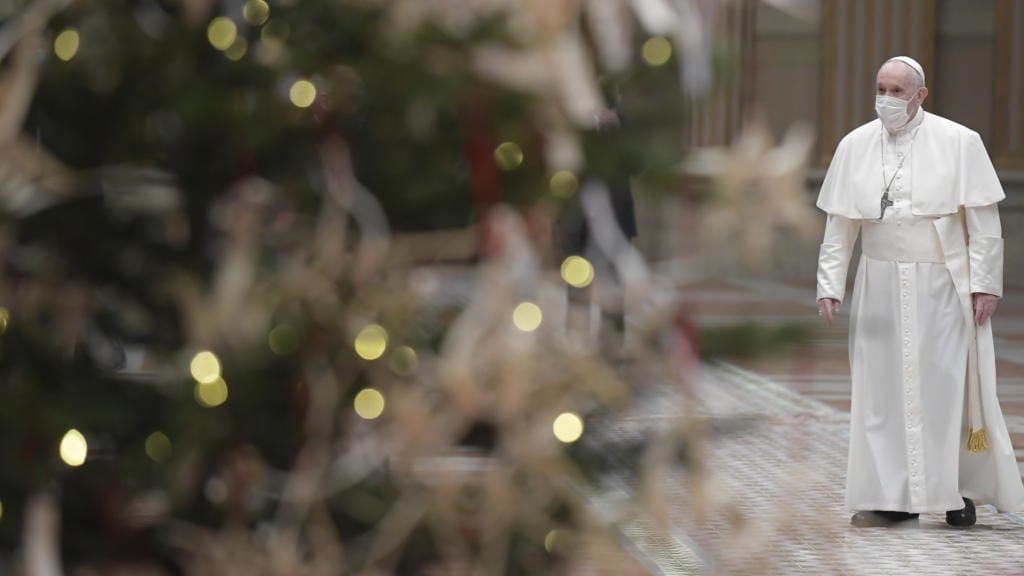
[611, 276, 1024, 575]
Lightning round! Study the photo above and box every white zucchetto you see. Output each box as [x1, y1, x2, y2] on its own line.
[885, 55, 926, 85]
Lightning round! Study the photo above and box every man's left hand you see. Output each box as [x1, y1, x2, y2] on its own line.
[973, 293, 999, 325]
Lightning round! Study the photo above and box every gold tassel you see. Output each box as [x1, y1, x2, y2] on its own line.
[967, 428, 990, 453]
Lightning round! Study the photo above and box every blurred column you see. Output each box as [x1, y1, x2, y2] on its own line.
[688, 0, 757, 148]
[933, 1, 996, 147]
[750, 1, 823, 152]
[994, 0, 1024, 168]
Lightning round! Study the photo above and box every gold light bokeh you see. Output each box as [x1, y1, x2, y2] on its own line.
[59, 429, 88, 467]
[642, 36, 673, 67]
[145, 431, 173, 462]
[268, 323, 300, 355]
[190, 350, 221, 384]
[354, 324, 388, 360]
[354, 388, 386, 420]
[195, 378, 229, 408]
[225, 37, 248, 61]
[560, 255, 595, 288]
[544, 529, 559, 553]
[552, 412, 584, 443]
[389, 345, 418, 376]
[549, 171, 578, 198]
[207, 17, 238, 51]
[494, 142, 524, 171]
[242, 0, 271, 25]
[289, 79, 317, 108]
[54, 28, 80, 61]
[0, 306, 9, 334]
[512, 302, 543, 332]
[0, 500, 3, 522]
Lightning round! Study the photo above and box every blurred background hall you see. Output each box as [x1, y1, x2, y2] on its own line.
[639, 0, 1024, 277]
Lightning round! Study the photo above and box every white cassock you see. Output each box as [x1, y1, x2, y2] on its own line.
[816, 110, 1024, 513]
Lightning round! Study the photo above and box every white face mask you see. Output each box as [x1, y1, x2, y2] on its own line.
[875, 90, 919, 130]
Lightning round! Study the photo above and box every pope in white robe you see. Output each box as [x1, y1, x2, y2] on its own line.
[815, 56, 1024, 527]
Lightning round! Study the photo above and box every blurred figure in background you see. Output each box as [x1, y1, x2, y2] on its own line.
[554, 79, 638, 348]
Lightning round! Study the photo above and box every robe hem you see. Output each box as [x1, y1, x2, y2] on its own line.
[846, 500, 967, 514]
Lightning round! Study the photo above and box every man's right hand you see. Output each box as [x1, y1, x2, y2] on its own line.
[817, 298, 841, 327]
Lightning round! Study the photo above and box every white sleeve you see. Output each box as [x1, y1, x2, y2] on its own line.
[816, 214, 861, 302]
[966, 203, 1004, 297]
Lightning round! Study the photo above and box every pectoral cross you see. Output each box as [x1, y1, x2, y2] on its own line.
[879, 191, 894, 220]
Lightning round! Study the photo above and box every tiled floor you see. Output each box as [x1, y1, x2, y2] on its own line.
[608, 276, 1024, 575]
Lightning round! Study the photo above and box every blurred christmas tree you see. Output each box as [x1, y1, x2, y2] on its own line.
[0, 0, 817, 573]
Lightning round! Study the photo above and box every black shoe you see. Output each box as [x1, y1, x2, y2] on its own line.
[946, 497, 976, 527]
[850, 510, 919, 527]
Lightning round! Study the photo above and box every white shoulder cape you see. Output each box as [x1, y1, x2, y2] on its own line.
[816, 112, 1004, 218]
